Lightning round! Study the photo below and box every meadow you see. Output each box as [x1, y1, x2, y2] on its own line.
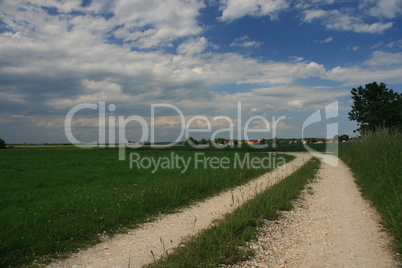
[0, 147, 293, 267]
[339, 128, 402, 255]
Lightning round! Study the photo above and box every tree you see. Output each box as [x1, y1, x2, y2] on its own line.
[339, 134, 349, 142]
[0, 138, 6, 149]
[349, 82, 402, 133]
[199, 138, 208, 145]
[333, 135, 339, 142]
[185, 137, 198, 146]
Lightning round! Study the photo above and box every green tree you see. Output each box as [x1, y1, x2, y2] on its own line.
[349, 82, 402, 133]
[339, 134, 349, 142]
[0, 138, 6, 149]
[185, 137, 198, 146]
[214, 138, 227, 144]
[333, 135, 339, 142]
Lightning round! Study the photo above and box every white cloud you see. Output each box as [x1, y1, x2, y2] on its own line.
[219, 0, 289, 21]
[1, 0, 400, 143]
[371, 39, 402, 49]
[22, 0, 82, 13]
[111, 0, 205, 48]
[363, 51, 402, 66]
[303, 7, 395, 34]
[11, 114, 35, 119]
[303, 9, 327, 22]
[326, 59, 402, 86]
[347, 45, 359, 51]
[230, 36, 263, 48]
[327, 17, 393, 34]
[327, 66, 402, 85]
[0, 12, 334, 116]
[387, 39, 402, 48]
[0, 0, 205, 49]
[177, 37, 208, 55]
[371, 41, 384, 49]
[290, 56, 304, 62]
[295, 0, 335, 9]
[365, 0, 402, 19]
[321, 10, 394, 33]
[314, 36, 334, 43]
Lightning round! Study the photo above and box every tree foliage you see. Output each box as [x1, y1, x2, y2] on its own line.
[349, 82, 402, 133]
[339, 134, 349, 142]
[0, 138, 5, 149]
[185, 137, 198, 146]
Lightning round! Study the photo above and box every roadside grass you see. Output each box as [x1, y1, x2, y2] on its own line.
[339, 128, 402, 255]
[0, 148, 292, 267]
[146, 157, 320, 268]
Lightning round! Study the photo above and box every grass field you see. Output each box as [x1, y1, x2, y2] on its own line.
[10, 142, 328, 152]
[0, 148, 292, 267]
[339, 128, 402, 256]
[147, 157, 321, 267]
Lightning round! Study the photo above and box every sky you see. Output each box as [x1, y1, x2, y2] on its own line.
[1, 0, 402, 144]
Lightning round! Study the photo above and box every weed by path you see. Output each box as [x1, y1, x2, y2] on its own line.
[147, 157, 320, 268]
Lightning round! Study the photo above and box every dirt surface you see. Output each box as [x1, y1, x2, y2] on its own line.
[224, 155, 400, 268]
[47, 153, 311, 268]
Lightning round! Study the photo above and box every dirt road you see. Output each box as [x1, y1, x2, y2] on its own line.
[47, 153, 311, 268]
[226, 155, 400, 268]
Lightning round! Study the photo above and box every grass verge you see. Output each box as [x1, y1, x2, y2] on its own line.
[146, 157, 320, 268]
[339, 128, 402, 256]
[0, 148, 292, 267]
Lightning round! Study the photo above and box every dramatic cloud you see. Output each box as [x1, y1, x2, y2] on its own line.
[1, 0, 401, 143]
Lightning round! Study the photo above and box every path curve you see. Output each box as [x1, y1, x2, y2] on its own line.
[48, 153, 311, 268]
[225, 155, 400, 268]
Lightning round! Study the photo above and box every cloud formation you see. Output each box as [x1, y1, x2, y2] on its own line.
[303, 8, 394, 34]
[230, 36, 264, 48]
[219, 0, 289, 21]
[314, 36, 334, 44]
[0, 0, 401, 142]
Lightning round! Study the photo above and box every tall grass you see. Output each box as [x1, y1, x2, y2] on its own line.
[339, 128, 402, 255]
[147, 158, 321, 268]
[0, 148, 292, 267]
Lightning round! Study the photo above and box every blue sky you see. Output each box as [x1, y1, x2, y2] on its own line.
[1, 0, 402, 144]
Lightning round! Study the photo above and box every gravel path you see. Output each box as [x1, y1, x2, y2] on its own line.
[224, 155, 400, 268]
[47, 153, 311, 268]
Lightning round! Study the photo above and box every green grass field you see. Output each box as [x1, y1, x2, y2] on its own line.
[339, 128, 402, 256]
[0, 148, 292, 267]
